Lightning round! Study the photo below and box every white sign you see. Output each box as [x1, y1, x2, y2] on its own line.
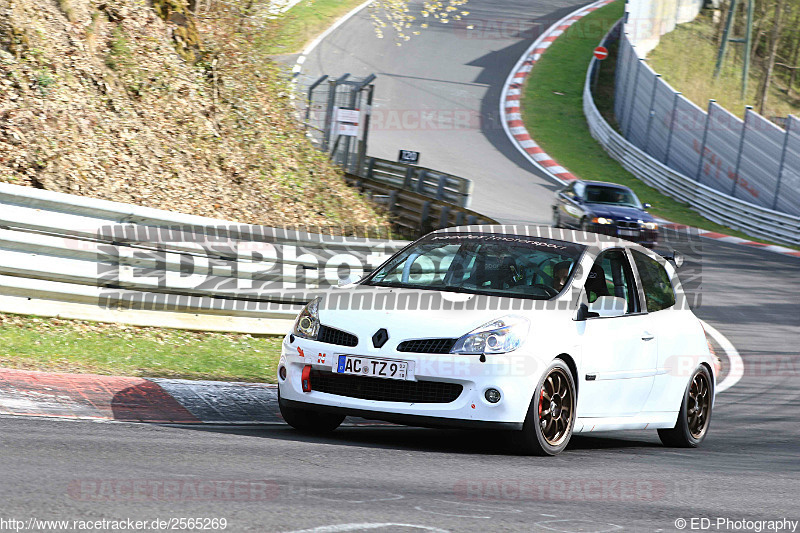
[336, 108, 360, 124]
[338, 123, 359, 137]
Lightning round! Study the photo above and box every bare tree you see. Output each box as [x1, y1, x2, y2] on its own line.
[757, 0, 786, 114]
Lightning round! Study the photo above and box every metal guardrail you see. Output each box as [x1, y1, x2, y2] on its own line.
[0, 174, 493, 332]
[584, 25, 800, 247]
[0, 183, 410, 333]
[361, 157, 473, 209]
[344, 173, 496, 236]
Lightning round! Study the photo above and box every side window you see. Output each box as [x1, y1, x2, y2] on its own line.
[586, 250, 638, 313]
[632, 250, 676, 312]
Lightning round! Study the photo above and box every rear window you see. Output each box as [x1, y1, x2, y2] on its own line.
[632, 250, 675, 312]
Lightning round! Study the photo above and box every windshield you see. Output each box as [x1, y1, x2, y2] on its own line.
[585, 185, 642, 208]
[365, 232, 586, 299]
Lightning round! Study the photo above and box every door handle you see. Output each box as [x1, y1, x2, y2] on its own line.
[642, 332, 655, 341]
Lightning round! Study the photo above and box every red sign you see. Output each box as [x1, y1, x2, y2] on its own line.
[593, 46, 609, 60]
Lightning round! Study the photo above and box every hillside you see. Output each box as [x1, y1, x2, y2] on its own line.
[0, 0, 388, 229]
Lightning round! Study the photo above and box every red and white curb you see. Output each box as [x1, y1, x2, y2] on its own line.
[498, 0, 799, 258]
[500, 0, 615, 185]
[0, 369, 391, 426]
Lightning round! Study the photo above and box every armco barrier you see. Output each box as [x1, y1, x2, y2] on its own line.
[362, 157, 473, 208]
[344, 173, 495, 236]
[0, 178, 494, 333]
[584, 24, 800, 246]
[0, 182, 409, 334]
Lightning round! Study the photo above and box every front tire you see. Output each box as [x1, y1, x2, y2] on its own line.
[658, 365, 713, 448]
[514, 360, 577, 456]
[279, 389, 345, 434]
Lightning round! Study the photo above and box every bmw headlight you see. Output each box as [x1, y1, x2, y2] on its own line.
[592, 217, 614, 225]
[640, 222, 658, 230]
[450, 315, 530, 355]
[293, 297, 321, 340]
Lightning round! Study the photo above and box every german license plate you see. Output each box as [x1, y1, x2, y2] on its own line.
[618, 229, 640, 237]
[335, 355, 409, 380]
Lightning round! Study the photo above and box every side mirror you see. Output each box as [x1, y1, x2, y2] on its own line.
[337, 274, 362, 287]
[587, 296, 627, 318]
[643, 203, 652, 209]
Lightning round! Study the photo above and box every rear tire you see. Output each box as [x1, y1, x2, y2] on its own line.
[514, 359, 576, 456]
[658, 365, 713, 448]
[278, 389, 345, 434]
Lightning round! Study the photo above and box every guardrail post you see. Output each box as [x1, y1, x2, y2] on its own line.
[416, 170, 428, 194]
[643, 74, 661, 154]
[731, 106, 752, 198]
[435, 176, 447, 201]
[388, 190, 398, 214]
[438, 205, 451, 229]
[773, 116, 794, 210]
[467, 215, 477, 225]
[366, 157, 376, 179]
[403, 166, 414, 189]
[695, 100, 715, 182]
[455, 211, 465, 226]
[419, 201, 432, 234]
[663, 92, 681, 165]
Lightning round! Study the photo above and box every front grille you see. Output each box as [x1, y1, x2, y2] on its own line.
[397, 338, 457, 354]
[317, 325, 358, 347]
[616, 220, 640, 229]
[310, 370, 462, 403]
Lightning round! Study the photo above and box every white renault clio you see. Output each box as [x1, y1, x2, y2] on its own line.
[277, 226, 715, 455]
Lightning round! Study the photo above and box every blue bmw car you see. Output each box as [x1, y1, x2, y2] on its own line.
[552, 180, 658, 247]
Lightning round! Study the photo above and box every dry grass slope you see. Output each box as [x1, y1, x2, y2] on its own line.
[0, 0, 389, 229]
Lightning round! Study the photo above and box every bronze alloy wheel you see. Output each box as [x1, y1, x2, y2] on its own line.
[658, 365, 714, 448]
[687, 371, 711, 439]
[538, 367, 574, 447]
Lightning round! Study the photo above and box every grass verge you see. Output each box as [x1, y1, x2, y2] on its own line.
[0, 314, 282, 383]
[520, 0, 797, 249]
[261, 0, 367, 55]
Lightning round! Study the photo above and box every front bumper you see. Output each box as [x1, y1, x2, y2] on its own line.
[277, 335, 542, 428]
[585, 223, 658, 247]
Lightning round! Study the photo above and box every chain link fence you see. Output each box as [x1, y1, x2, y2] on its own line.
[613, 4, 800, 216]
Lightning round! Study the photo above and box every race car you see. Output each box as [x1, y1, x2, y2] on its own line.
[552, 180, 659, 248]
[277, 226, 714, 455]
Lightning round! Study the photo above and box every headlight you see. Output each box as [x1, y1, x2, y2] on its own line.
[450, 315, 530, 355]
[592, 217, 613, 225]
[293, 297, 321, 340]
[641, 222, 658, 230]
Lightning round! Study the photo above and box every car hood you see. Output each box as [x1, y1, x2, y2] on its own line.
[586, 203, 654, 221]
[316, 286, 567, 342]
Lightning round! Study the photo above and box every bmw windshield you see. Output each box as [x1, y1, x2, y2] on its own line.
[365, 232, 586, 299]
[585, 185, 643, 209]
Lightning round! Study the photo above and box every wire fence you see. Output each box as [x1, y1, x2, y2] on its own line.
[614, 20, 800, 216]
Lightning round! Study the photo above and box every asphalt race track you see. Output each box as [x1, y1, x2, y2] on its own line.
[1, 0, 799, 531]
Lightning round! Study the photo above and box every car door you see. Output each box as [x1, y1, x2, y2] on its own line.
[630, 250, 696, 414]
[575, 249, 658, 418]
